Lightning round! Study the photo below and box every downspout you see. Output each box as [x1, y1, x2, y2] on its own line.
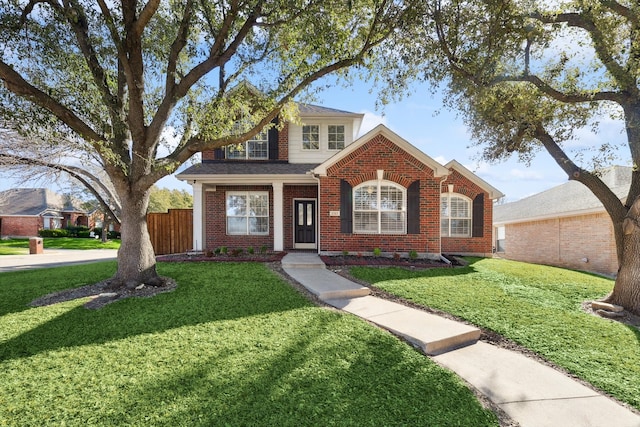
[439, 173, 452, 265]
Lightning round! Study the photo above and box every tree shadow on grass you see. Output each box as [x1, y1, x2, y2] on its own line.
[0, 263, 311, 362]
[94, 314, 496, 426]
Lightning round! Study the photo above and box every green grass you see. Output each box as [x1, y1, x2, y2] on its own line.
[350, 258, 640, 410]
[0, 262, 497, 426]
[0, 237, 120, 252]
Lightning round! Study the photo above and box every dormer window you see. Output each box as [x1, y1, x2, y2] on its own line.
[225, 130, 269, 159]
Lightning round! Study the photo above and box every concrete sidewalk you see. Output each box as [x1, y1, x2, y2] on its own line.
[282, 253, 640, 427]
[0, 249, 118, 273]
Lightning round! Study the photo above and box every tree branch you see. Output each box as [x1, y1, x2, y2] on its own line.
[530, 10, 637, 94]
[0, 60, 103, 143]
[533, 123, 628, 223]
[0, 153, 121, 223]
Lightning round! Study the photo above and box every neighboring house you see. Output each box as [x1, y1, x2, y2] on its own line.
[177, 104, 503, 258]
[493, 166, 631, 276]
[0, 188, 93, 238]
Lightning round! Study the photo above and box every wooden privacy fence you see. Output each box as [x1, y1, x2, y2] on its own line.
[147, 209, 193, 255]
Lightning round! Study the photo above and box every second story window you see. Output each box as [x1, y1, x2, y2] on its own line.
[328, 125, 345, 150]
[225, 130, 268, 159]
[302, 125, 319, 150]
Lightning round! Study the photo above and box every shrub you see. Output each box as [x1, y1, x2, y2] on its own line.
[260, 245, 268, 254]
[342, 250, 349, 257]
[220, 246, 228, 255]
[214, 247, 222, 255]
[409, 250, 418, 260]
[373, 247, 382, 257]
[38, 228, 70, 238]
[107, 230, 121, 239]
[393, 252, 400, 260]
[247, 246, 254, 255]
[231, 248, 243, 257]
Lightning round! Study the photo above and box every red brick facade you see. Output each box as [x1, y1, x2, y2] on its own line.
[194, 123, 497, 257]
[500, 212, 618, 275]
[0, 216, 41, 237]
[318, 135, 493, 256]
[441, 169, 494, 255]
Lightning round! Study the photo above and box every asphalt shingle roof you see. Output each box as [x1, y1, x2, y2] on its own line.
[179, 162, 320, 176]
[494, 166, 631, 223]
[0, 188, 88, 216]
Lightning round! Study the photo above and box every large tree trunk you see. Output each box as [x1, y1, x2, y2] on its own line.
[112, 189, 162, 288]
[605, 196, 640, 315]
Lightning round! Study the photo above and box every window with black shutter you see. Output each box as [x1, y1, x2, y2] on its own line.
[472, 193, 485, 237]
[407, 180, 420, 234]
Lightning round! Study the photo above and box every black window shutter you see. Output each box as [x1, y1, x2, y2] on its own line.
[268, 117, 279, 160]
[472, 193, 485, 237]
[214, 148, 224, 160]
[407, 180, 420, 234]
[340, 179, 353, 233]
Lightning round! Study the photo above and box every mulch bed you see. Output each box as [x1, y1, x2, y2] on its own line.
[156, 252, 286, 263]
[320, 255, 452, 268]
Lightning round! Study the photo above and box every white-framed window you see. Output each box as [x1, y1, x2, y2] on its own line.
[225, 130, 269, 159]
[302, 125, 319, 150]
[353, 181, 406, 234]
[441, 193, 471, 237]
[226, 191, 269, 235]
[328, 125, 345, 150]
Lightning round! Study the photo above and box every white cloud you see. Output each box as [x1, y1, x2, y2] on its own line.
[358, 110, 387, 136]
[433, 155, 448, 165]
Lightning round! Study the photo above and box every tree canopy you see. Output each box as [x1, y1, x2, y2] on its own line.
[388, 0, 640, 313]
[0, 0, 407, 288]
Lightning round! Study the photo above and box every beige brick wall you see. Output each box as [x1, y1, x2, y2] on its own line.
[502, 212, 618, 276]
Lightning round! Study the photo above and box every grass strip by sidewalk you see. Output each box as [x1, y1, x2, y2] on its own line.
[350, 257, 640, 410]
[0, 237, 120, 253]
[0, 261, 497, 426]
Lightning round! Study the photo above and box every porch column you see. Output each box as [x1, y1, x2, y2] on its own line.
[191, 181, 203, 251]
[272, 181, 284, 251]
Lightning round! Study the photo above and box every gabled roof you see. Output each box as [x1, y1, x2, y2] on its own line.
[494, 165, 631, 224]
[0, 188, 89, 217]
[445, 160, 505, 200]
[313, 124, 450, 178]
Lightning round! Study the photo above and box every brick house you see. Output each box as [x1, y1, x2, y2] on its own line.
[493, 166, 630, 276]
[177, 104, 503, 258]
[0, 188, 94, 238]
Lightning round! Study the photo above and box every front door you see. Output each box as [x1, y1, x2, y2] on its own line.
[294, 200, 316, 249]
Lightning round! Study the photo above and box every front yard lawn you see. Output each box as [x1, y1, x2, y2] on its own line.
[349, 258, 640, 411]
[0, 237, 120, 252]
[0, 261, 497, 426]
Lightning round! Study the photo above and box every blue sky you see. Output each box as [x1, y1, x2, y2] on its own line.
[1, 78, 630, 202]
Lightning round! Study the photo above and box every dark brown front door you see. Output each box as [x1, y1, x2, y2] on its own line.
[294, 200, 316, 245]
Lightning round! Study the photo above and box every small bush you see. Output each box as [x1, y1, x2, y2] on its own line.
[342, 250, 349, 257]
[373, 247, 382, 257]
[393, 252, 400, 260]
[247, 246, 254, 255]
[38, 228, 70, 238]
[220, 246, 228, 255]
[107, 230, 121, 239]
[409, 250, 418, 260]
[214, 247, 222, 255]
[77, 231, 92, 238]
[260, 245, 268, 254]
[231, 248, 243, 257]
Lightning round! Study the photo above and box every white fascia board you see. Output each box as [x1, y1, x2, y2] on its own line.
[177, 174, 317, 185]
[314, 124, 449, 178]
[493, 206, 606, 226]
[445, 160, 505, 200]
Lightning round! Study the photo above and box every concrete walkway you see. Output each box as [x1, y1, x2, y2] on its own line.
[0, 249, 118, 273]
[282, 253, 640, 427]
